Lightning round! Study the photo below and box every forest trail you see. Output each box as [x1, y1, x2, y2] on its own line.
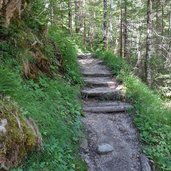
[78, 54, 152, 171]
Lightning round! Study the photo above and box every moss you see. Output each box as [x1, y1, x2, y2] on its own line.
[0, 97, 40, 169]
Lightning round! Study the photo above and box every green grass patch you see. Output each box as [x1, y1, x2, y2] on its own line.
[48, 27, 83, 85]
[10, 76, 86, 171]
[95, 50, 171, 171]
[0, 24, 86, 170]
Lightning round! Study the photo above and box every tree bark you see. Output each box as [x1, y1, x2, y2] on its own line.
[145, 0, 153, 87]
[123, 0, 128, 58]
[83, 15, 86, 45]
[169, 10, 171, 35]
[103, 0, 108, 49]
[120, 0, 123, 57]
[75, 0, 80, 33]
[161, 4, 164, 36]
[68, 0, 72, 33]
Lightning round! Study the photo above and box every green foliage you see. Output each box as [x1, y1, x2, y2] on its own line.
[49, 26, 83, 84]
[10, 77, 86, 171]
[0, 35, 86, 171]
[95, 50, 131, 75]
[96, 50, 171, 171]
[0, 67, 21, 95]
[0, 19, 86, 171]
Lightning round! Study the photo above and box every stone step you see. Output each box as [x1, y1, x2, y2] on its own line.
[82, 71, 112, 77]
[81, 87, 123, 99]
[84, 77, 117, 87]
[83, 101, 132, 113]
[78, 54, 93, 59]
[78, 58, 103, 65]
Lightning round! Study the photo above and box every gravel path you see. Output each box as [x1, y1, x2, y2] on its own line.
[78, 54, 152, 171]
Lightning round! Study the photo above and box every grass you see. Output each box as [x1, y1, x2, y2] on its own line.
[95, 50, 171, 171]
[11, 76, 86, 171]
[48, 26, 83, 85]
[0, 24, 86, 170]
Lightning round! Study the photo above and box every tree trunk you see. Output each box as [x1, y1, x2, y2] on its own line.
[75, 0, 80, 33]
[145, 0, 153, 87]
[123, 0, 128, 58]
[169, 10, 171, 35]
[134, 29, 143, 77]
[120, 0, 123, 57]
[161, 4, 164, 36]
[83, 15, 86, 45]
[103, 0, 108, 49]
[68, 0, 72, 33]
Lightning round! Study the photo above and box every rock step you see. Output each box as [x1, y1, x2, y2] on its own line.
[81, 87, 123, 99]
[78, 54, 93, 59]
[78, 58, 103, 65]
[82, 71, 112, 77]
[84, 77, 117, 87]
[83, 101, 132, 113]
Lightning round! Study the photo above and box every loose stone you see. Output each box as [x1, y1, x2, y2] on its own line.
[97, 144, 114, 154]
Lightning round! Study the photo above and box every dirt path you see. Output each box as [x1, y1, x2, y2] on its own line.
[78, 54, 152, 171]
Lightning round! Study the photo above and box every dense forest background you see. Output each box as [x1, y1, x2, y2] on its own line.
[0, 0, 171, 171]
[62, 0, 171, 96]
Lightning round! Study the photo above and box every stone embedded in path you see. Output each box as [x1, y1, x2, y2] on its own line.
[83, 102, 132, 113]
[140, 155, 152, 171]
[97, 144, 114, 154]
[80, 138, 89, 153]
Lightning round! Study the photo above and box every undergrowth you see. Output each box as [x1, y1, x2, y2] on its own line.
[95, 50, 171, 171]
[48, 26, 83, 85]
[0, 23, 86, 170]
[11, 77, 86, 171]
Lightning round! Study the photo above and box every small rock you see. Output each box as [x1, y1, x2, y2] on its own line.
[119, 127, 128, 133]
[97, 144, 114, 154]
[0, 143, 3, 148]
[1, 119, 7, 127]
[140, 154, 152, 171]
[81, 138, 88, 153]
[0, 119, 7, 135]
[0, 126, 6, 135]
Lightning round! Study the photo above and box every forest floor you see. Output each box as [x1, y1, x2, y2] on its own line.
[78, 54, 152, 171]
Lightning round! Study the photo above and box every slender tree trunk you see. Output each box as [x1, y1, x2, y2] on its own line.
[68, 0, 72, 33]
[83, 15, 86, 45]
[103, 0, 108, 49]
[161, 4, 164, 36]
[145, 0, 153, 87]
[169, 11, 171, 35]
[123, 0, 128, 58]
[134, 29, 143, 77]
[75, 0, 80, 33]
[120, 0, 123, 57]
[50, 5, 54, 24]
